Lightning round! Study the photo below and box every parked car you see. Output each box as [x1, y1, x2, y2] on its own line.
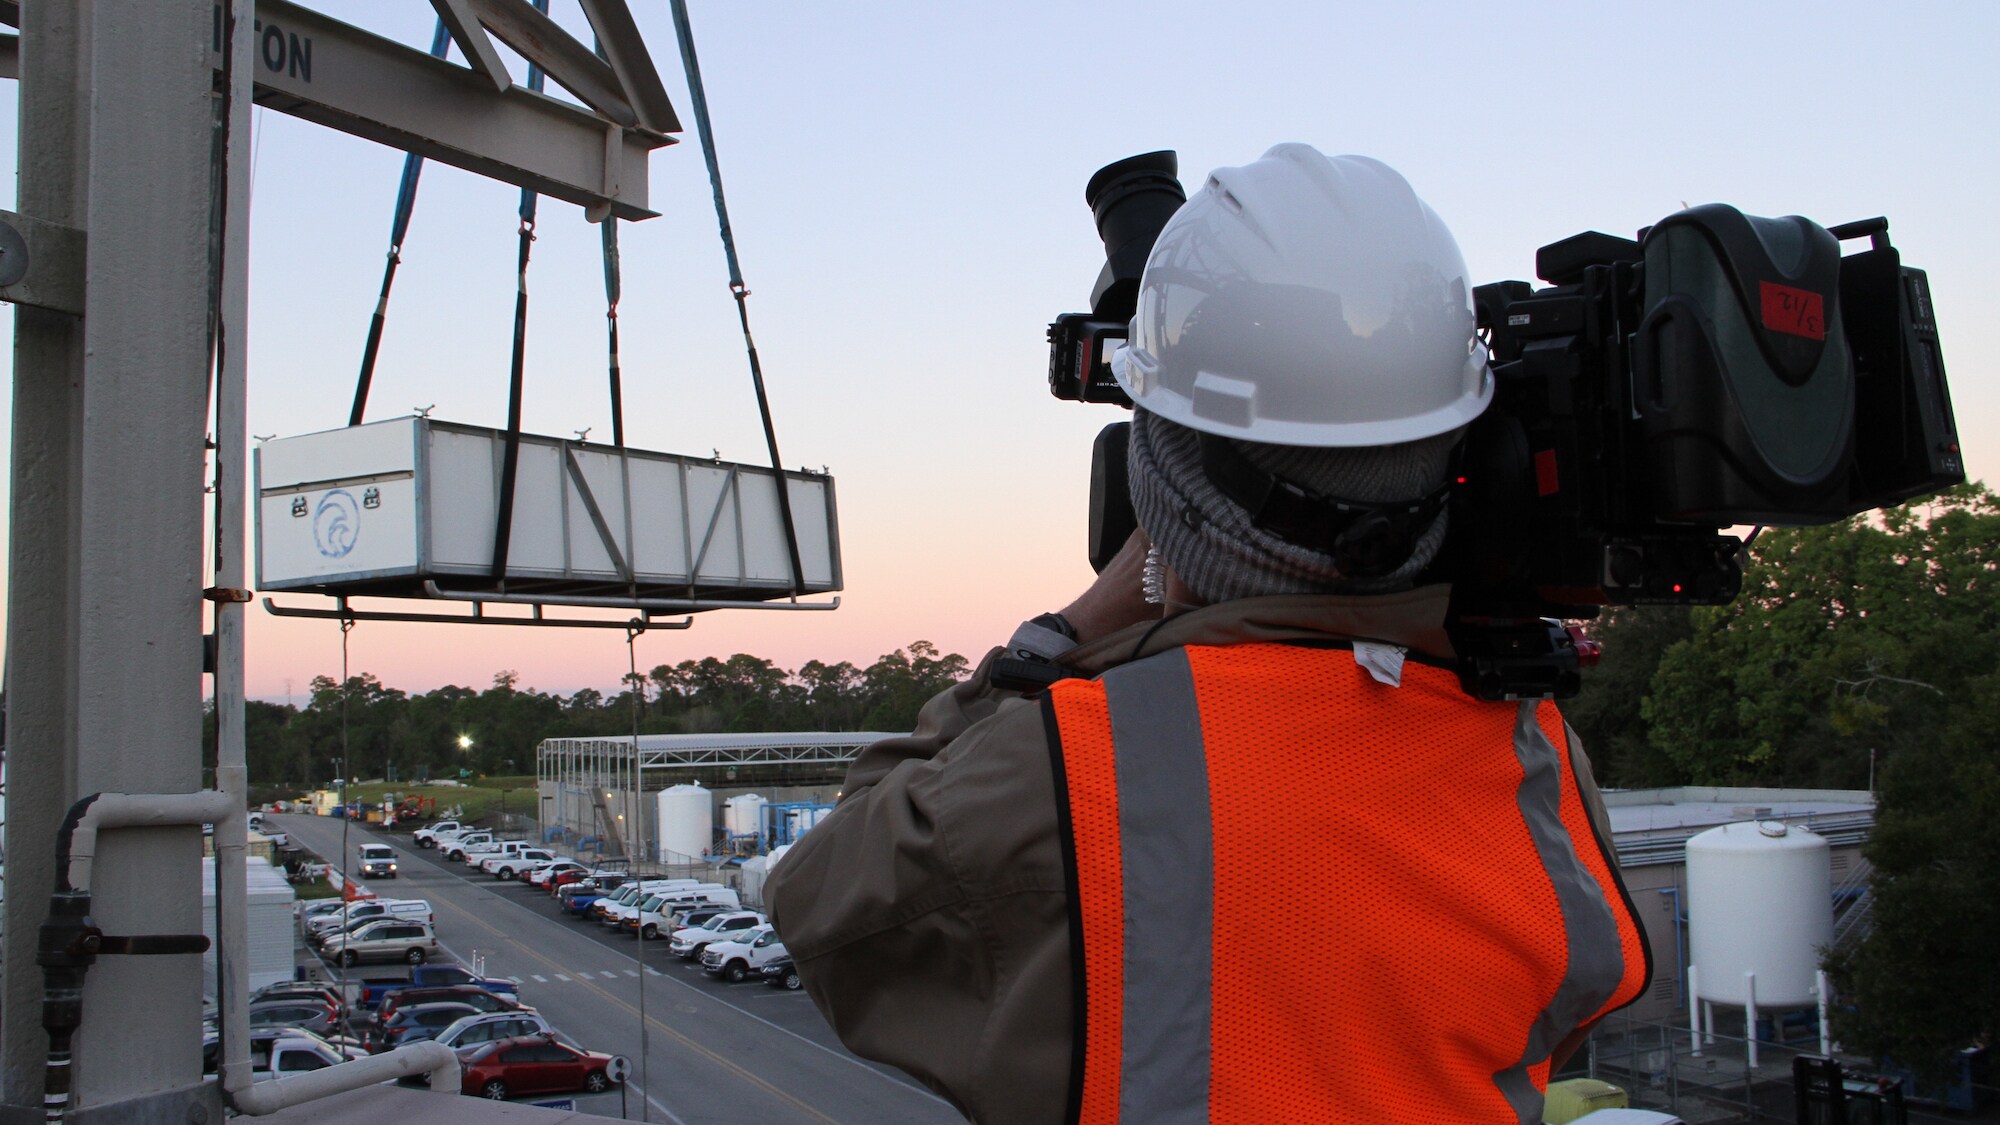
[700, 924, 787, 983]
[369, 1000, 482, 1052]
[411, 821, 463, 849]
[760, 956, 803, 991]
[322, 919, 440, 967]
[527, 860, 587, 888]
[306, 899, 432, 943]
[348, 964, 520, 1010]
[558, 879, 629, 916]
[357, 843, 398, 879]
[430, 1011, 554, 1053]
[459, 1034, 623, 1101]
[203, 1028, 351, 1081]
[376, 986, 534, 1032]
[250, 982, 345, 1019]
[665, 910, 767, 956]
[484, 847, 557, 880]
[294, 899, 347, 930]
[247, 998, 339, 1037]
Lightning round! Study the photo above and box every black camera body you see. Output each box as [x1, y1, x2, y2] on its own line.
[1049, 152, 1962, 698]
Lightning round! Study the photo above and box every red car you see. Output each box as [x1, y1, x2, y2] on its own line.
[458, 1034, 622, 1100]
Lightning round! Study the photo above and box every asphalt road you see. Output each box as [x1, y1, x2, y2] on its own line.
[271, 813, 959, 1124]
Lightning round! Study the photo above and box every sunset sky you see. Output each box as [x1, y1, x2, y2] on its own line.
[1, 2, 1994, 704]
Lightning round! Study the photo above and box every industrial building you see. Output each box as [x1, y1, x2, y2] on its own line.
[535, 732, 895, 863]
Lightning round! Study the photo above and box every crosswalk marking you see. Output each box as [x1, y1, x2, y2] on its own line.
[508, 976, 523, 984]
[624, 969, 640, 977]
[555, 974, 571, 982]
[644, 966, 661, 976]
[599, 970, 620, 979]
[531, 975, 548, 983]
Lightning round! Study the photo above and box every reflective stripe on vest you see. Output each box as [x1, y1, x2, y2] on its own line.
[1044, 643, 1649, 1125]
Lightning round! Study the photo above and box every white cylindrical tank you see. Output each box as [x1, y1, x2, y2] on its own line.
[724, 793, 767, 837]
[1687, 820, 1831, 1007]
[656, 783, 712, 863]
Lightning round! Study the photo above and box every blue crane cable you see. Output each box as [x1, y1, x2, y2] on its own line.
[349, 19, 452, 427]
[490, 0, 551, 581]
[669, 0, 804, 593]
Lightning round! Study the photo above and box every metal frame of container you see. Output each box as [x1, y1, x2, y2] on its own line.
[254, 417, 841, 611]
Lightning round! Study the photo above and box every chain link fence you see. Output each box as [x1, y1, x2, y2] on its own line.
[1569, 1009, 1995, 1123]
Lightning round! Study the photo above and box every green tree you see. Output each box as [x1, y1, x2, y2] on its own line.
[1642, 485, 2000, 787]
[1563, 605, 1695, 787]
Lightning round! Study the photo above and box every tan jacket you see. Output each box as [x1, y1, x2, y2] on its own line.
[765, 586, 1615, 1123]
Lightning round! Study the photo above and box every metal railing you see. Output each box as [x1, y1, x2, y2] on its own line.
[1572, 1009, 1993, 1123]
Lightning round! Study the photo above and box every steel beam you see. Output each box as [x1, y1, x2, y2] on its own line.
[223, 0, 673, 221]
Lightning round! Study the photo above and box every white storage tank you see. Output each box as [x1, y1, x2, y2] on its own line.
[656, 783, 712, 864]
[724, 794, 767, 838]
[1686, 820, 1832, 1007]
[202, 856, 297, 994]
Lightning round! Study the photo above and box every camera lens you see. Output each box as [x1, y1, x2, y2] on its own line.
[1083, 151, 1186, 320]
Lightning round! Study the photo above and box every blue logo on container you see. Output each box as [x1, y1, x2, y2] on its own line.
[314, 490, 361, 558]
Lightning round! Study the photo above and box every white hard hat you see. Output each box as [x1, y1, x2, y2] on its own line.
[1111, 143, 1491, 447]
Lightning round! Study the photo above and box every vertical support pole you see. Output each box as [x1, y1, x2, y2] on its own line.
[211, 0, 256, 1105]
[1744, 972, 1760, 1070]
[2, 0, 216, 1114]
[1704, 1000, 1716, 1046]
[1689, 965, 1702, 1057]
[1816, 969, 1833, 1058]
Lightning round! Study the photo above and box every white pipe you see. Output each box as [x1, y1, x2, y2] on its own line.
[1688, 965, 1702, 1057]
[1744, 971, 1759, 1070]
[227, 1042, 462, 1114]
[1817, 969, 1833, 1057]
[64, 791, 237, 892]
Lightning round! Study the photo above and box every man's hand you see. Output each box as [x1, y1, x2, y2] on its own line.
[1058, 529, 1160, 645]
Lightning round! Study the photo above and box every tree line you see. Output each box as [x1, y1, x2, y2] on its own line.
[217, 641, 970, 788]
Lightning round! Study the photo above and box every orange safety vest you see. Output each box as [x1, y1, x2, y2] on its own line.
[1045, 642, 1649, 1125]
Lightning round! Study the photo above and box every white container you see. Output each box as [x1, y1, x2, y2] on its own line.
[724, 794, 767, 837]
[655, 784, 712, 864]
[255, 417, 840, 604]
[202, 856, 297, 994]
[1686, 821, 1831, 1007]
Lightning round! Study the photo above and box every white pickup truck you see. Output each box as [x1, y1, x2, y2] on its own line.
[411, 821, 463, 849]
[700, 924, 787, 983]
[481, 846, 556, 879]
[666, 910, 767, 957]
[439, 832, 495, 862]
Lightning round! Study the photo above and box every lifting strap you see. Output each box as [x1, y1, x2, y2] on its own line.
[489, 0, 551, 581]
[349, 20, 452, 428]
[603, 203, 625, 447]
[669, 0, 804, 595]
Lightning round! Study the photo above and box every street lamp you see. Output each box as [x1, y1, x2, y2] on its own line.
[457, 734, 474, 751]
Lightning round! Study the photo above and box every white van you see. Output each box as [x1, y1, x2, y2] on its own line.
[357, 844, 398, 879]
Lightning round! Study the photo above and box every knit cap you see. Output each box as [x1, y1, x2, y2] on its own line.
[1126, 408, 1459, 604]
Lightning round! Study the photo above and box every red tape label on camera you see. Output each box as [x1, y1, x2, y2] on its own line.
[1760, 281, 1825, 340]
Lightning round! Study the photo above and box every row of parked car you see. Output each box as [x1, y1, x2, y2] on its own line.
[216, 870, 629, 1102]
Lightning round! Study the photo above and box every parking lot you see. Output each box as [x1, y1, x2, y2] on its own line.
[273, 813, 958, 1123]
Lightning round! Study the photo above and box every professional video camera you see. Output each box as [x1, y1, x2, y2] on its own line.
[1048, 151, 1963, 699]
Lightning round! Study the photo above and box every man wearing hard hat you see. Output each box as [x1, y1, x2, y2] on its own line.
[770, 143, 1650, 1124]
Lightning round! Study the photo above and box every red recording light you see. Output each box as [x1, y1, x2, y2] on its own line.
[1672, 583, 1684, 593]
